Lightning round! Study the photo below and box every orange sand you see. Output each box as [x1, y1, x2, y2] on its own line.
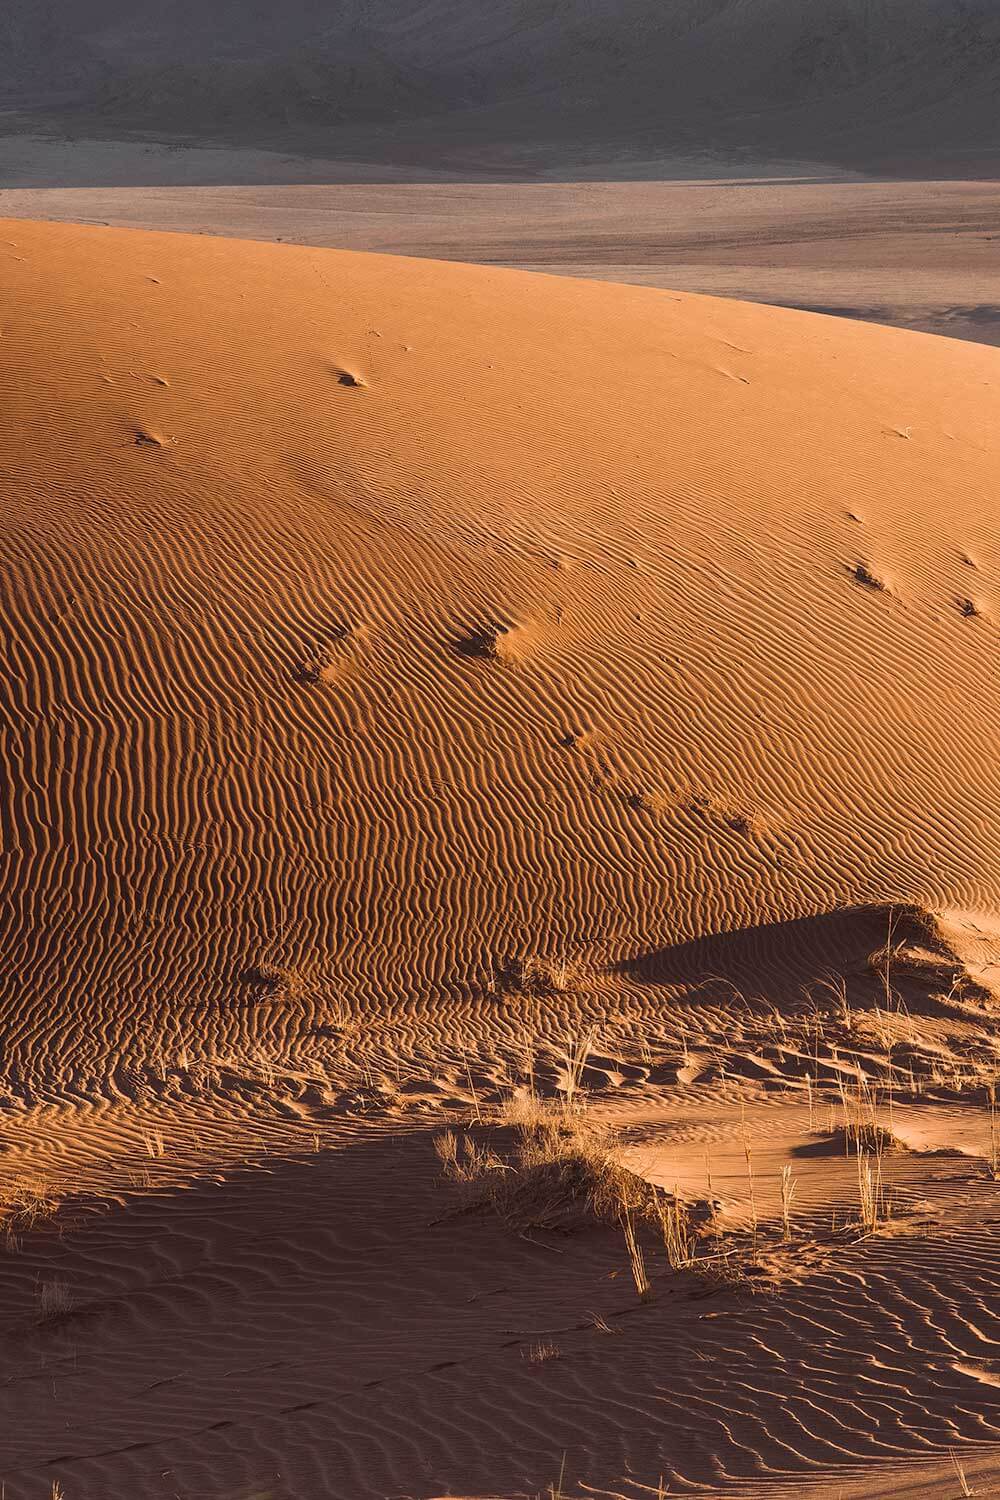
[0, 219, 998, 1499]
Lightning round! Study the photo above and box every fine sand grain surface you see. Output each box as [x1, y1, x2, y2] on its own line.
[1, 219, 1000, 1499]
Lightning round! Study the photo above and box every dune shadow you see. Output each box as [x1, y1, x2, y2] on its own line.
[617, 904, 904, 988]
[614, 902, 991, 1022]
[1, 1114, 998, 1498]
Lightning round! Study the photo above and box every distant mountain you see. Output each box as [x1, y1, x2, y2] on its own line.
[4, 0, 1000, 166]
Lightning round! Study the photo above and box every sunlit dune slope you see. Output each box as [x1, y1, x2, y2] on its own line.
[2, 218, 1000, 1093]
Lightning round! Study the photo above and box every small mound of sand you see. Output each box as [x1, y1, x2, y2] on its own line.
[454, 622, 522, 663]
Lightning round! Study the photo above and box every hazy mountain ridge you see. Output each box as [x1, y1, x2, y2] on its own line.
[4, 2, 1000, 171]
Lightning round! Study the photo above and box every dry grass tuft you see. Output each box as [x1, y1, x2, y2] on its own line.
[950, 1449, 973, 1497]
[36, 1278, 73, 1323]
[435, 1097, 711, 1302]
[438, 1110, 655, 1233]
[1, 1179, 60, 1246]
[780, 1164, 797, 1240]
[855, 1150, 890, 1234]
[241, 962, 306, 1001]
[657, 1190, 694, 1270]
[493, 954, 585, 997]
[523, 1339, 561, 1364]
[621, 1207, 653, 1300]
[828, 1121, 903, 1156]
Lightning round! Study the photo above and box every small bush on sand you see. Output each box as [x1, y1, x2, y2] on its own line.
[36, 1278, 73, 1323]
[828, 1121, 903, 1156]
[523, 1339, 561, 1364]
[438, 1110, 659, 1234]
[1, 1180, 59, 1245]
[493, 955, 585, 997]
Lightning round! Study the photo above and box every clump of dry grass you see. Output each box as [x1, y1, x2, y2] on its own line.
[832, 1065, 908, 1157]
[621, 1207, 652, 1299]
[827, 1121, 902, 1156]
[822, 1069, 897, 1233]
[856, 1151, 889, 1235]
[36, 1278, 73, 1323]
[657, 1191, 694, 1270]
[240, 962, 306, 1001]
[437, 1111, 655, 1234]
[523, 1339, 561, 1364]
[493, 954, 585, 997]
[950, 1449, 973, 1497]
[1, 1179, 60, 1247]
[435, 1096, 711, 1304]
[548, 1453, 569, 1500]
[779, 1164, 797, 1240]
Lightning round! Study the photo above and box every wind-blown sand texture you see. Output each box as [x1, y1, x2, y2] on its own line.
[1, 219, 1000, 1499]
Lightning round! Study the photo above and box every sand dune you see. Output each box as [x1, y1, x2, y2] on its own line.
[7, 158, 1000, 347]
[4, 215, 1000, 1067]
[2, 219, 1000, 1498]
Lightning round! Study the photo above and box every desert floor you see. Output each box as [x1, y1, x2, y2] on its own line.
[1, 207, 999, 1500]
[3, 132, 1000, 345]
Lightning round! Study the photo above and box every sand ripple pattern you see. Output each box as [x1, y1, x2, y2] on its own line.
[2, 221, 1000, 1096]
[0, 1124, 997, 1499]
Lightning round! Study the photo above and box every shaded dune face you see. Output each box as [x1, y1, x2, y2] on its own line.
[2, 218, 1000, 1096]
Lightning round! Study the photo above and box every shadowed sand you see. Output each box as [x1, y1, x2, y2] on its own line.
[1, 219, 1000, 1498]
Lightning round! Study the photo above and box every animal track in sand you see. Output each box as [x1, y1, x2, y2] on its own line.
[292, 655, 338, 686]
[617, 773, 773, 843]
[558, 727, 596, 751]
[238, 963, 305, 1000]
